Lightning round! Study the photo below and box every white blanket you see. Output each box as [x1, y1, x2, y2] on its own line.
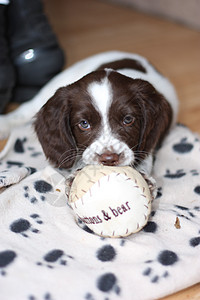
[0, 122, 200, 300]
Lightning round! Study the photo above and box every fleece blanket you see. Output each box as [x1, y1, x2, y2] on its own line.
[0, 122, 200, 300]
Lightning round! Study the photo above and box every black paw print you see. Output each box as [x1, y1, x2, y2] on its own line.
[164, 169, 186, 179]
[194, 185, 200, 195]
[27, 146, 43, 158]
[14, 137, 27, 153]
[14, 138, 43, 158]
[85, 242, 123, 300]
[85, 272, 121, 300]
[143, 221, 158, 233]
[96, 245, 116, 262]
[0, 250, 17, 276]
[6, 160, 23, 168]
[36, 249, 74, 269]
[23, 180, 53, 203]
[190, 169, 199, 176]
[174, 205, 198, 220]
[143, 250, 179, 283]
[172, 137, 193, 154]
[23, 186, 43, 203]
[96, 272, 120, 295]
[28, 292, 54, 300]
[189, 235, 200, 248]
[188, 227, 200, 248]
[10, 214, 43, 237]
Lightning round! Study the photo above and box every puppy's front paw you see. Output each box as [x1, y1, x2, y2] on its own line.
[65, 170, 81, 198]
[141, 173, 157, 200]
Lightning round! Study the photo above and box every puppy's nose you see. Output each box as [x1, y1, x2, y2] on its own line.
[99, 152, 120, 166]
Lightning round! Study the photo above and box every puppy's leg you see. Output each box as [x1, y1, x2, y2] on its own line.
[141, 173, 157, 200]
[136, 154, 157, 199]
[65, 168, 82, 199]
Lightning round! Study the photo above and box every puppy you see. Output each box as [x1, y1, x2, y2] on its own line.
[34, 51, 178, 183]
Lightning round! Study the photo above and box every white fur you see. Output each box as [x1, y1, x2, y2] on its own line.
[84, 75, 134, 166]
[88, 76, 111, 117]
[0, 51, 178, 139]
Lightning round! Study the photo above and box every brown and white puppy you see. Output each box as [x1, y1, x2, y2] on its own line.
[34, 51, 178, 179]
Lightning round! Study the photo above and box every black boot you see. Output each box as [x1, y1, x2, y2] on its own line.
[7, 0, 65, 103]
[0, 4, 15, 113]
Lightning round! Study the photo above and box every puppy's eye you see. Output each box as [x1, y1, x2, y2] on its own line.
[78, 120, 91, 131]
[123, 115, 135, 126]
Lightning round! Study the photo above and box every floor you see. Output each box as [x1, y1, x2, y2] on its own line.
[43, 0, 200, 133]
[1, 0, 200, 298]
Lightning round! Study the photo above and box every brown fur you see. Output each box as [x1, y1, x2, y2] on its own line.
[96, 58, 147, 73]
[34, 63, 172, 169]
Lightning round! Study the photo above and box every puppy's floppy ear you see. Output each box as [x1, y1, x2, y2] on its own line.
[133, 79, 173, 153]
[34, 87, 77, 169]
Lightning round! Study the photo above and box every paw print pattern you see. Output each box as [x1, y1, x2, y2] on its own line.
[14, 138, 27, 153]
[96, 245, 116, 262]
[36, 249, 74, 269]
[14, 138, 43, 159]
[10, 214, 43, 238]
[143, 250, 179, 283]
[172, 137, 193, 154]
[96, 272, 120, 295]
[33, 180, 53, 202]
[6, 160, 23, 168]
[189, 235, 200, 247]
[174, 205, 199, 220]
[85, 273, 121, 300]
[190, 169, 199, 176]
[23, 180, 53, 203]
[3, 138, 27, 169]
[143, 221, 158, 233]
[27, 146, 43, 158]
[194, 186, 200, 195]
[0, 250, 17, 276]
[164, 169, 186, 179]
[28, 292, 54, 300]
[84, 242, 123, 299]
[85, 293, 95, 300]
[24, 186, 39, 203]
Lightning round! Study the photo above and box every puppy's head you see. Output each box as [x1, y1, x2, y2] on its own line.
[34, 70, 172, 169]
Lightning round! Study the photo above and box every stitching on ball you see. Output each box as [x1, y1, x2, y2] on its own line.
[88, 180, 95, 184]
[141, 194, 147, 198]
[100, 172, 106, 176]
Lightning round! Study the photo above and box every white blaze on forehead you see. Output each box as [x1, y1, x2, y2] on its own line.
[87, 77, 112, 119]
[83, 74, 134, 166]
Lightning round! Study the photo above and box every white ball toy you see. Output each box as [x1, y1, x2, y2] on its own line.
[69, 165, 152, 238]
